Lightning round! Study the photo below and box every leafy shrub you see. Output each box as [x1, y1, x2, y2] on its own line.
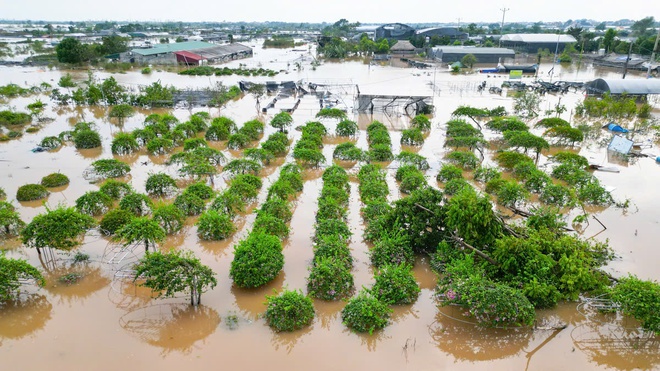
[370, 228, 413, 268]
[335, 120, 358, 137]
[230, 232, 284, 288]
[399, 170, 427, 194]
[210, 191, 246, 217]
[441, 275, 536, 327]
[314, 218, 352, 242]
[39, 136, 62, 150]
[371, 264, 420, 304]
[473, 166, 501, 183]
[307, 257, 355, 300]
[173, 192, 206, 216]
[227, 133, 251, 149]
[245, 148, 274, 165]
[99, 179, 133, 200]
[494, 151, 534, 170]
[313, 234, 353, 269]
[264, 289, 315, 332]
[184, 182, 214, 200]
[446, 150, 480, 170]
[551, 151, 588, 168]
[611, 275, 660, 334]
[16, 184, 49, 201]
[396, 151, 430, 170]
[111, 133, 139, 155]
[495, 180, 529, 207]
[73, 129, 102, 149]
[75, 191, 113, 216]
[253, 212, 290, 238]
[183, 137, 208, 151]
[239, 119, 264, 140]
[99, 209, 134, 235]
[293, 147, 326, 167]
[230, 174, 262, 200]
[41, 173, 70, 187]
[368, 144, 393, 162]
[119, 193, 154, 216]
[410, 114, 431, 131]
[444, 178, 471, 195]
[152, 204, 185, 234]
[90, 159, 131, 179]
[486, 116, 529, 132]
[205, 118, 236, 141]
[261, 132, 289, 156]
[146, 137, 174, 155]
[145, 173, 178, 197]
[400, 128, 424, 146]
[333, 142, 364, 161]
[196, 210, 235, 240]
[260, 197, 293, 222]
[437, 164, 463, 182]
[341, 291, 392, 334]
[540, 184, 573, 206]
[224, 159, 262, 177]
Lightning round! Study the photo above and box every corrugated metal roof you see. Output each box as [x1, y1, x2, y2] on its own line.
[431, 46, 515, 55]
[586, 78, 660, 95]
[189, 43, 252, 59]
[501, 34, 577, 43]
[132, 41, 215, 56]
[174, 51, 206, 63]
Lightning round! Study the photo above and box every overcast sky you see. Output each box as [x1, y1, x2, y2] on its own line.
[2, 0, 656, 24]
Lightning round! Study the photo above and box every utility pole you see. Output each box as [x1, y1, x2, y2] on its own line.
[647, 27, 660, 78]
[623, 40, 634, 79]
[498, 7, 509, 47]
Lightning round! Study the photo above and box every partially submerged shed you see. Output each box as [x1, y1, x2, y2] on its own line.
[428, 46, 515, 64]
[585, 78, 660, 97]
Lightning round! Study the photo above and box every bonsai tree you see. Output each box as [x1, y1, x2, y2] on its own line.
[270, 112, 293, 133]
[0, 252, 45, 303]
[21, 206, 96, 255]
[108, 104, 135, 129]
[133, 250, 217, 306]
[115, 217, 166, 252]
[264, 289, 315, 332]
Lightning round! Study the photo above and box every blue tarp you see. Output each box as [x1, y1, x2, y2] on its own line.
[606, 123, 629, 133]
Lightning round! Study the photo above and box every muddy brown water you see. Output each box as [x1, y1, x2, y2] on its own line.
[1, 44, 660, 370]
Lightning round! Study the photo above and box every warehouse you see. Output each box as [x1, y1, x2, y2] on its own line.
[120, 41, 252, 65]
[427, 46, 515, 64]
[416, 27, 468, 43]
[585, 78, 660, 97]
[500, 34, 577, 53]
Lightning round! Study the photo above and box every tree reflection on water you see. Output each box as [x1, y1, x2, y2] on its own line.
[0, 294, 52, 344]
[119, 303, 220, 356]
[430, 306, 533, 362]
[571, 314, 660, 370]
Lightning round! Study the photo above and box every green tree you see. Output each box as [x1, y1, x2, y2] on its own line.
[107, 105, 133, 130]
[133, 250, 217, 306]
[270, 112, 293, 133]
[56, 37, 90, 64]
[115, 217, 166, 252]
[461, 53, 478, 69]
[602, 29, 617, 53]
[0, 252, 45, 303]
[21, 206, 96, 255]
[630, 17, 655, 37]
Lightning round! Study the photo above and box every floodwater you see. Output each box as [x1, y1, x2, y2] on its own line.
[1, 42, 660, 370]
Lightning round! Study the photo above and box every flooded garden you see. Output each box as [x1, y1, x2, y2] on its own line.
[1, 43, 660, 370]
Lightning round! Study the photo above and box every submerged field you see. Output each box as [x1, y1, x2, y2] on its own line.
[1, 45, 660, 370]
